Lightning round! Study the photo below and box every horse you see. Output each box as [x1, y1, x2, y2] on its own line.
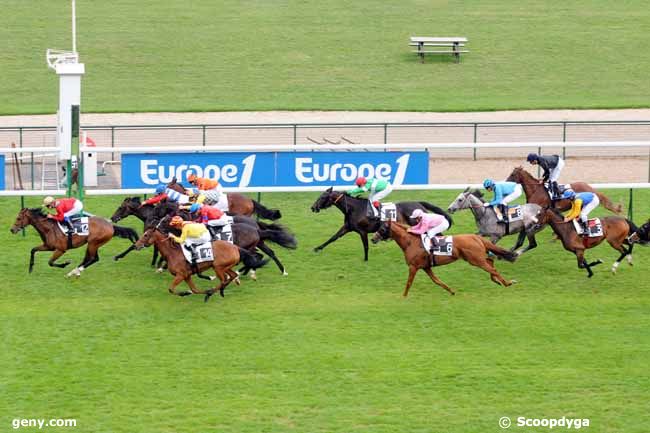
[371, 221, 517, 296]
[134, 224, 267, 301]
[447, 188, 543, 255]
[540, 208, 637, 277]
[111, 197, 296, 276]
[310, 187, 452, 261]
[10, 208, 139, 277]
[166, 177, 281, 220]
[628, 219, 650, 245]
[506, 166, 623, 213]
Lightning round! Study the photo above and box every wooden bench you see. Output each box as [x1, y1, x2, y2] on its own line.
[410, 37, 468, 63]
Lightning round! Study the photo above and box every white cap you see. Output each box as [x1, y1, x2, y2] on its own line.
[410, 209, 424, 219]
[43, 196, 55, 206]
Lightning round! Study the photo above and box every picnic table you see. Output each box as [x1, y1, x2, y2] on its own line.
[409, 37, 468, 63]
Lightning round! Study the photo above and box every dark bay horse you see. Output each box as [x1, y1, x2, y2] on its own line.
[541, 208, 636, 277]
[135, 226, 267, 300]
[10, 208, 138, 277]
[111, 197, 296, 276]
[372, 221, 517, 296]
[311, 187, 452, 261]
[166, 178, 281, 220]
[628, 219, 650, 245]
[506, 166, 623, 213]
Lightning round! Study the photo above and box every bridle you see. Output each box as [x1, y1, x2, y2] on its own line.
[460, 192, 484, 209]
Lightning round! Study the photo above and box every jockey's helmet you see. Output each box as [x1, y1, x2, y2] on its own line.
[155, 184, 166, 194]
[483, 179, 495, 189]
[189, 203, 201, 213]
[43, 196, 55, 207]
[410, 209, 424, 219]
[561, 190, 576, 200]
[355, 177, 367, 187]
[187, 173, 198, 183]
[170, 216, 184, 226]
[527, 153, 539, 163]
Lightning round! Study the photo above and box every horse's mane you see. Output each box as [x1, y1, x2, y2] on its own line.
[468, 188, 484, 200]
[127, 196, 141, 203]
[28, 207, 49, 218]
[513, 166, 538, 181]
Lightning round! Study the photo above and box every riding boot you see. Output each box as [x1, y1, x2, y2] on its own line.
[551, 181, 560, 199]
[581, 220, 589, 237]
[64, 219, 74, 248]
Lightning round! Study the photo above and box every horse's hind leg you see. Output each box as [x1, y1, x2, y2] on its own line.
[423, 268, 455, 295]
[258, 242, 287, 276]
[477, 259, 513, 287]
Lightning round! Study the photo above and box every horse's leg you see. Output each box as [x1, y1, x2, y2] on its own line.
[313, 225, 350, 252]
[113, 243, 136, 261]
[402, 265, 418, 298]
[359, 231, 369, 262]
[151, 245, 159, 267]
[168, 274, 186, 295]
[465, 253, 513, 287]
[258, 241, 287, 276]
[29, 244, 53, 273]
[626, 243, 634, 266]
[511, 230, 527, 252]
[575, 251, 595, 278]
[423, 268, 455, 295]
[48, 250, 72, 268]
[183, 276, 209, 296]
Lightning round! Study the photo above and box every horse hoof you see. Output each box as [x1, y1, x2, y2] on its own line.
[234, 277, 241, 285]
[113, 256, 119, 261]
[282, 271, 289, 276]
[219, 289, 225, 298]
[209, 276, 217, 281]
[156, 268, 164, 273]
[204, 293, 213, 302]
[313, 248, 321, 253]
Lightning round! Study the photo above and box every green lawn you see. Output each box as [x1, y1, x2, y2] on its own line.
[2, 0, 650, 114]
[2, 190, 649, 432]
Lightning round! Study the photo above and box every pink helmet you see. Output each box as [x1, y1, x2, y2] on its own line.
[410, 209, 424, 219]
[355, 177, 367, 186]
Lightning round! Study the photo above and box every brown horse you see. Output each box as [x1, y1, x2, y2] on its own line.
[541, 208, 636, 277]
[506, 166, 623, 213]
[372, 221, 517, 296]
[10, 208, 139, 277]
[135, 226, 267, 300]
[166, 178, 281, 220]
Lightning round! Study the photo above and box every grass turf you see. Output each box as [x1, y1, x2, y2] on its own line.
[1, 190, 649, 432]
[2, 0, 650, 114]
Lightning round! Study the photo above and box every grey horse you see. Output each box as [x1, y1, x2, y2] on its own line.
[447, 188, 544, 255]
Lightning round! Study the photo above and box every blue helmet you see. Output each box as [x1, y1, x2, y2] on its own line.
[562, 189, 576, 199]
[483, 179, 495, 189]
[189, 203, 201, 213]
[527, 153, 538, 163]
[155, 184, 166, 194]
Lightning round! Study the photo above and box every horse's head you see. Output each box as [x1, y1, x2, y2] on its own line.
[447, 188, 482, 213]
[10, 208, 45, 234]
[371, 221, 392, 244]
[135, 228, 157, 250]
[311, 187, 339, 213]
[505, 166, 525, 183]
[166, 177, 186, 194]
[111, 197, 141, 222]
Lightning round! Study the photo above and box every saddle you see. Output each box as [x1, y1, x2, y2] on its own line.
[573, 218, 603, 238]
[57, 216, 90, 236]
[493, 205, 523, 223]
[181, 242, 214, 264]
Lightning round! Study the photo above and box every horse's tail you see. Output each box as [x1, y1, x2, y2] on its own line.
[112, 225, 139, 243]
[479, 237, 517, 262]
[595, 192, 623, 214]
[253, 200, 282, 220]
[238, 248, 269, 269]
[259, 225, 298, 249]
[419, 201, 453, 228]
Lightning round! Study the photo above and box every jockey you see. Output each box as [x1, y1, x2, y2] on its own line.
[562, 190, 600, 235]
[43, 196, 83, 247]
[347, 177, 393, 217]
[189, 203, 229, 236]
[527, 153, 565, 198]
[169, 215, 211, 263]
[142, 184, 191, 206]
[483, 179, 523, 220]
[187, 173, 223, 204]
[407, 208, 451, 250]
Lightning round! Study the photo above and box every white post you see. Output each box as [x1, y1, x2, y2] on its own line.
[72, 0, 77, 54]
[55, 62, 84, 160]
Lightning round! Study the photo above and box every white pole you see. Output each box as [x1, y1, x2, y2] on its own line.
[72, 0, 77, 53]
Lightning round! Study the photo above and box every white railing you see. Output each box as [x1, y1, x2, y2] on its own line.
[79, 141, 650, 154]
[1, 183, 649, 197]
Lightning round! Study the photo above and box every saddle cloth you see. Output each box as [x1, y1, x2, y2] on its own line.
[182, 241, 215, 264]
[495, 205, 523, 222]
[573, 218, 603, 237]
[380, 202, 397, 222]
[209, 224, 234, 243]
[421, 234, 453, 256]
[57, 217, 90, 236]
